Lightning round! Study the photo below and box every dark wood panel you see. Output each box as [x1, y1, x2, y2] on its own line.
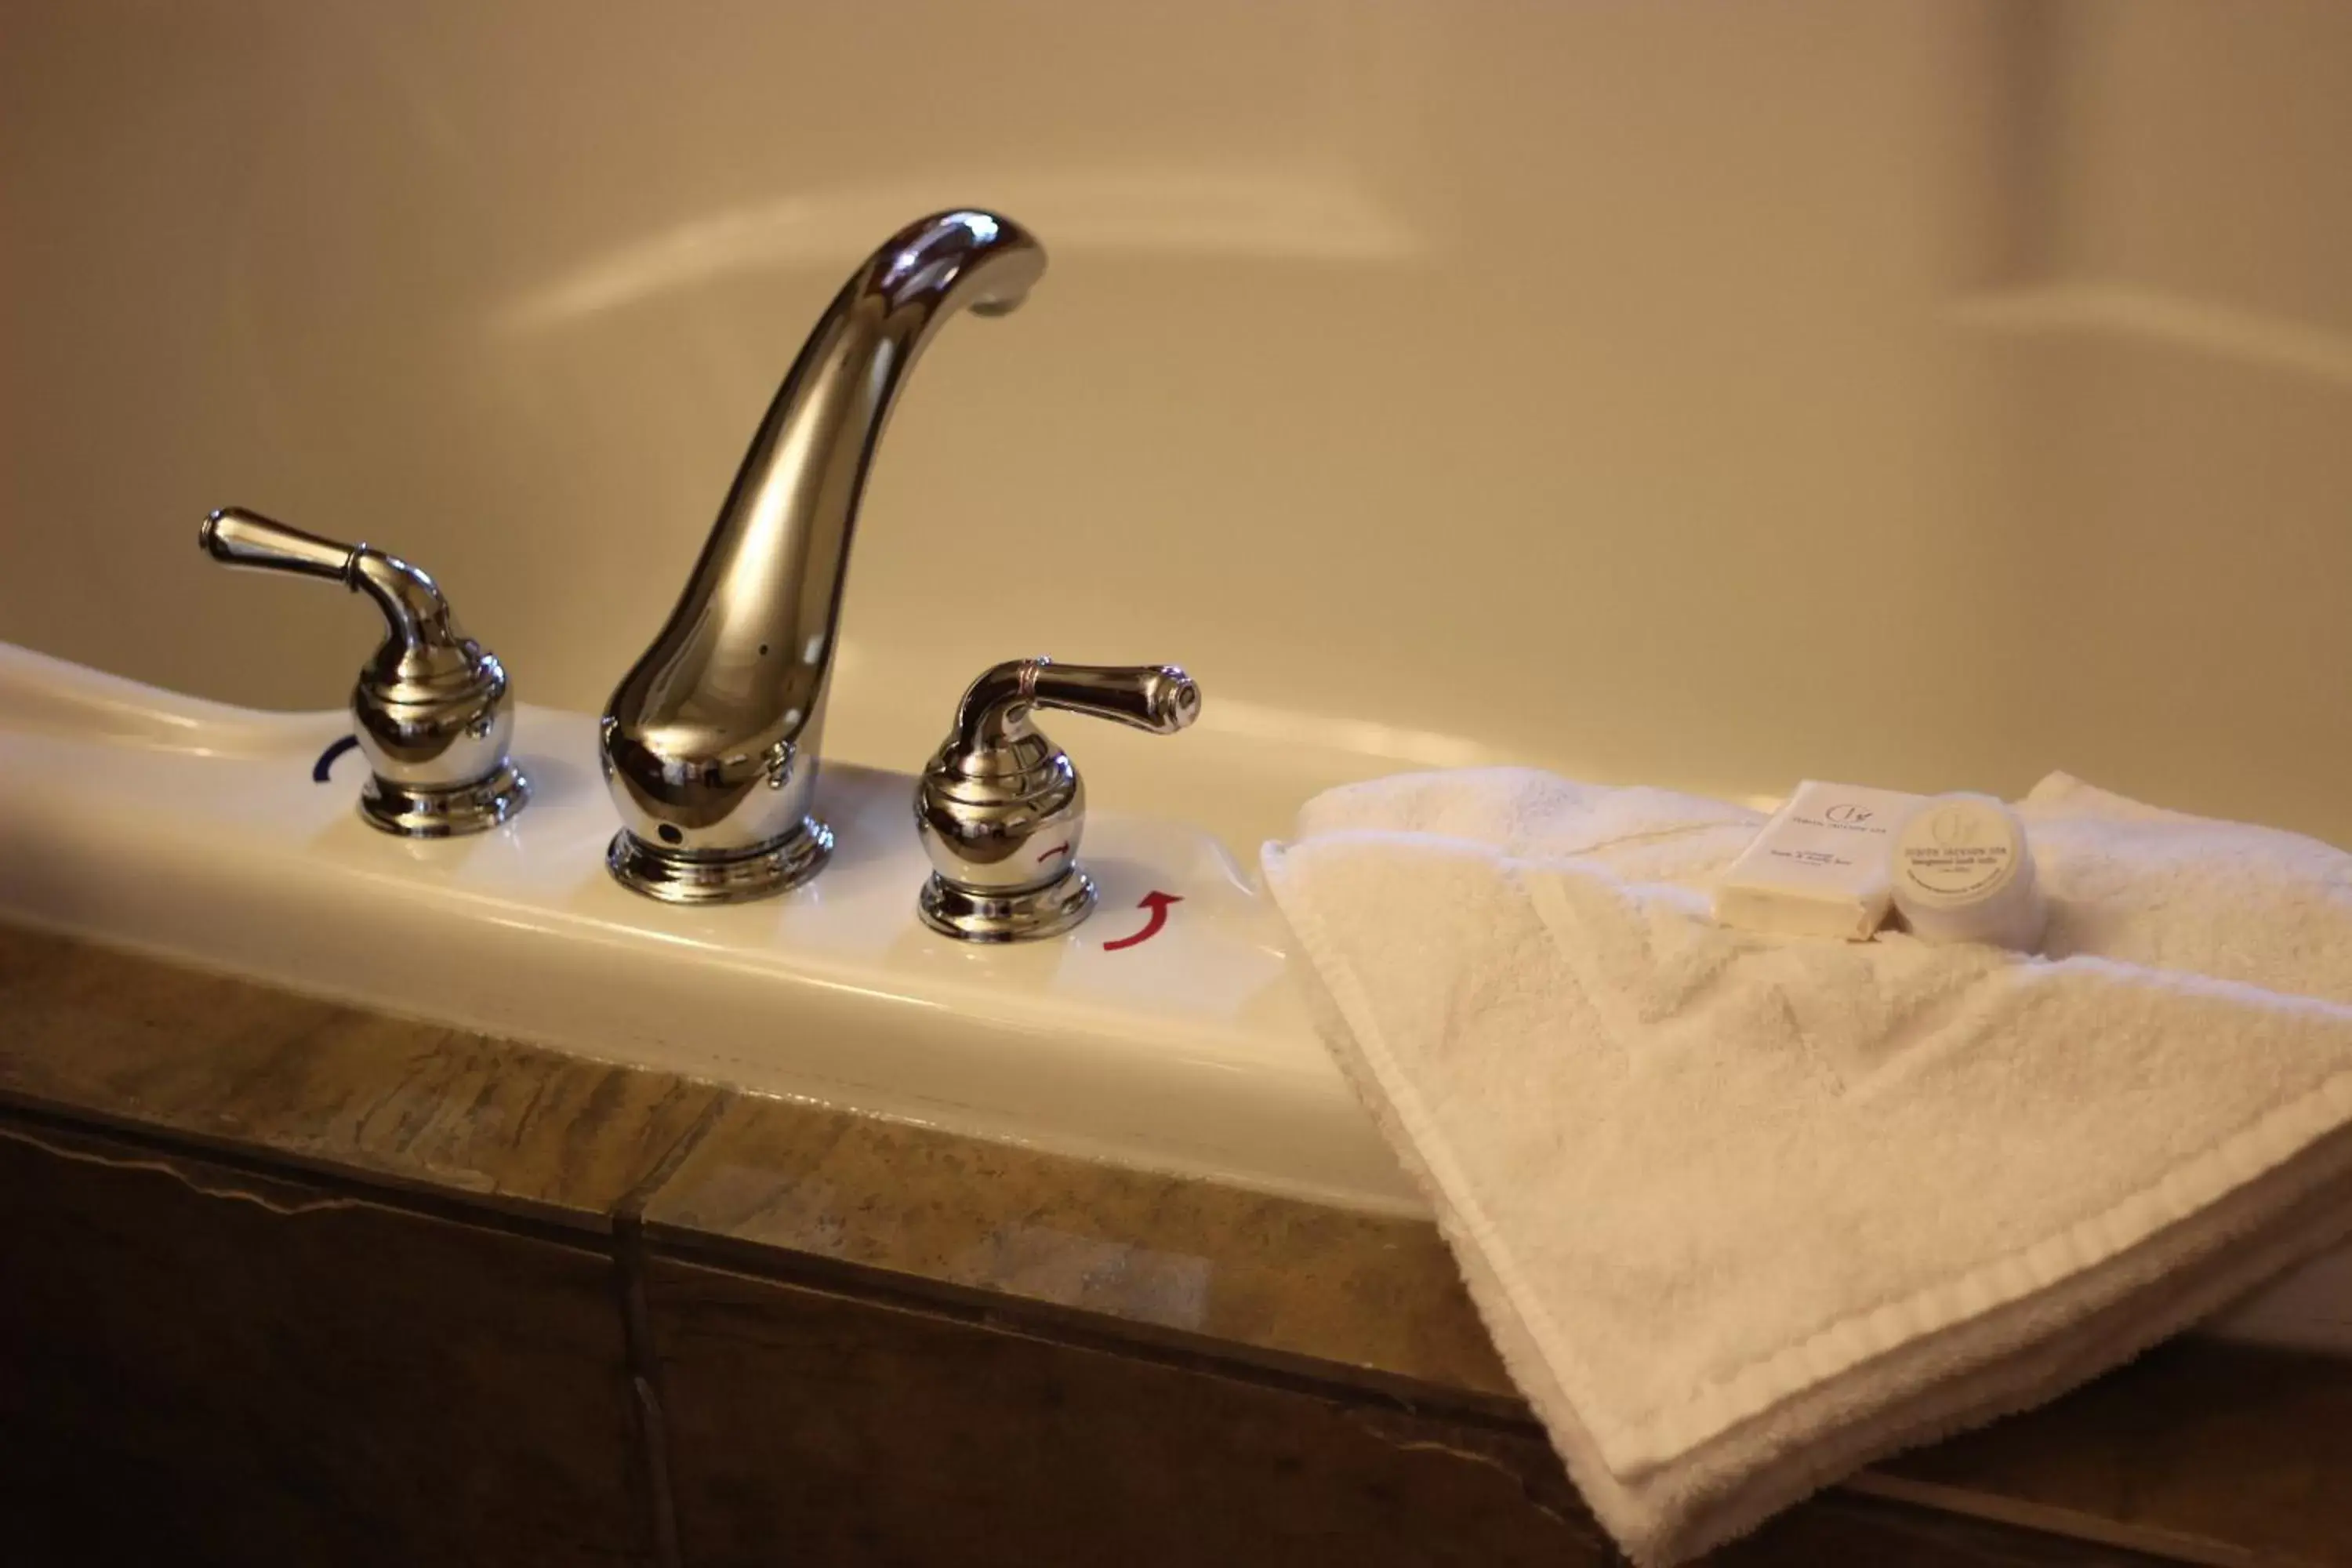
[0, 1120, 653, 1568]
[1877, 1336, 2352, 1566]
[1720, 1491, 2173, 1567]
[645, 1252, 1609, 1568]
[646, 1251, 2195, 1568]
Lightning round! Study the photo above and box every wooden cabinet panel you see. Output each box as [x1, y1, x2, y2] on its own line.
[0, 1122, 653, 1568]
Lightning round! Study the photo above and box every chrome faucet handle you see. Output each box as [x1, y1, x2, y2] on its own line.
[198, 507, 529, 837]
[916, 658, 1200, 943]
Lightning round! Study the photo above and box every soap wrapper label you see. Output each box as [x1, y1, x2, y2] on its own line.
[1713, 780, 1925, 941]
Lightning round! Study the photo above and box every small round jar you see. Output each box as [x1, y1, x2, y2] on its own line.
[1889, 793, 2047, 952]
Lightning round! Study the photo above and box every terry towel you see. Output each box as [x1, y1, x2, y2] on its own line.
[1262, 769, 2352, 1563]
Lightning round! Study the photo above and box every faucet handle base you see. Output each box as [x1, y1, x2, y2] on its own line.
[918, 866, 1096, 945]
[360, 762, 532, 840]
[604, 818, 833, 906]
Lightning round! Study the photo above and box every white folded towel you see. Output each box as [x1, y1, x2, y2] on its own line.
[1263, 769, 2352, 1563]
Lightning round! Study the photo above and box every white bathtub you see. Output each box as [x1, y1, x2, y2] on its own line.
[5, 2, 2350, 1348]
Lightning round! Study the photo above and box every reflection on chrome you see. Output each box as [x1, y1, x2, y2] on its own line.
[600, 211, 1046, 903]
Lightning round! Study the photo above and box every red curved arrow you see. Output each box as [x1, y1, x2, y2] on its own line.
[1102, 890, 1181, 951]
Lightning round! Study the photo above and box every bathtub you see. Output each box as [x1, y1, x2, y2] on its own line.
[5, 2, 2350, 1348]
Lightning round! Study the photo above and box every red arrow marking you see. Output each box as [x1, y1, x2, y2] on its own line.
[1035, 840, 1073, 864]
[1102, 890, 1181, 951]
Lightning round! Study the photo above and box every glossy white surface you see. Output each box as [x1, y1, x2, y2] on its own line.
[0, 643, 1414, 1211]
[4, 2, 2350, 1348]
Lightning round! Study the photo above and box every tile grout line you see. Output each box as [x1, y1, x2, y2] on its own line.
[608, 1094, 736, 1568]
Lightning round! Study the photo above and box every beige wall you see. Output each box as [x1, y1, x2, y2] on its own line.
[4, 2, 2347, 839]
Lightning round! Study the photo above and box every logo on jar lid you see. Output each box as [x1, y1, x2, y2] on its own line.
[1929, 807, 1976, 846]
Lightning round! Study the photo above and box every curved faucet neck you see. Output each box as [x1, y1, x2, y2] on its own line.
[599, 210, 1046, 901]
[625, 211, 1042, 731]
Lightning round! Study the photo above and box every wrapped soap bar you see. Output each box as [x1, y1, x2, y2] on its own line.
[1713, 780, 1924, 941]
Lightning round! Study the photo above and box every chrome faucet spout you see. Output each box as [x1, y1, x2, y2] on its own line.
[599, 210, 1045, 904]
